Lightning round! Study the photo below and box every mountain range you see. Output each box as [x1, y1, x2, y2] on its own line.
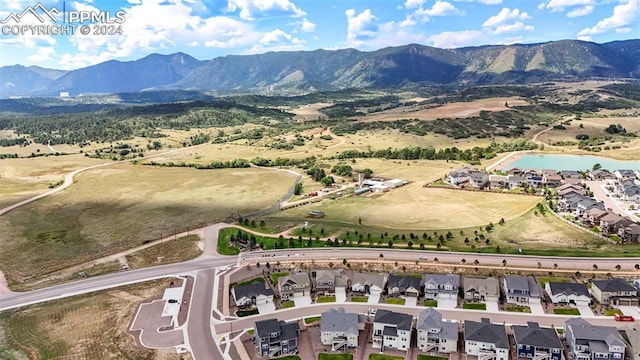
[1, 39, 639, 97]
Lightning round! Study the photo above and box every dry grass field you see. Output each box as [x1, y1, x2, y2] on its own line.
[358, 97, 529, 122]
[0, 154, 107, 209]
[273, 183, 540, 230]
[288, 102, 333, 121]
[0, 279, 185, 360]
[0, 164, 296, 285]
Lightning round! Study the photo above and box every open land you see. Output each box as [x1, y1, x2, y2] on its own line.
[358, 97, 529, 122]
[0, 279, 183, 360]
[0, 164, 296, 285]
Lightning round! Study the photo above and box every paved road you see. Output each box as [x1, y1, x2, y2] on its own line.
[587, 180, 640, 222]
[0, 223, 235, 312]
[187, 269, 218, 359]
[241, 247, 640, 271]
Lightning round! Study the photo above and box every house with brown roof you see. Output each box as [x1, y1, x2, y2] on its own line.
[581, 207, 609, 226]
[618, 224, 640, 243]
[599, 213, 635, 236]
[278, 271, 311, 300]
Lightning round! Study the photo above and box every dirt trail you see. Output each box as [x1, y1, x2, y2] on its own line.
[0, 270, 11, 294]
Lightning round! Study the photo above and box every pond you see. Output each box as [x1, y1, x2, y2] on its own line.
[501, 154, 640, 171]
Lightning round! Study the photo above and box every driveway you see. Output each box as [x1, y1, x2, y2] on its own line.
[576, 304, 594, 317]
[294, 295, 312, 307]
[619, 306, 640, 318]
[335, 287, 346, 303]
[529, 302, 545, 315]
[402, 296, 417, 307]
[486, 298, 499, 312]
[367, 293, 380, 304]
[436, 297, 457, 309]
[257, 302, 276, 314]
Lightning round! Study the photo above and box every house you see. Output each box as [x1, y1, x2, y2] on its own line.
[513, 322, 564, 360]
[309, 210, 325, 218]
[558, 184, 586, 198]
[469, 171, 489, 188]
[463, 277, 499, 301]
[599, 213, 635, 236]
[620, 326, 640, 360]
[372, 309, 413, 351]
[320, 308, 364, 351]
[315, 269, 348, 295]
[565, 317, 626, 360]
[254, 318, 300, 358]
[416, 308, 458, 353]
[525, 169, 544, 188]
[507, 174, 525, 189]
[581, 207, 609, 226]
[503, 275, 542, 304]
[543, 172, 563, 187]
[447, 168, 472, 186]
[634, 279, 640, 292]
[464, 318, 509, 360]
[387, 274, 421, 297]
[618, 224, 640, 243]
[489, 174, 508, 189]
[590, 169, 615, 180]
[384, 179, 408, 188]
[560, 170, 582, 180]
[558, 193, 590, 212]
[506, 167, 524, 176]
[544, 281, 591, 305]
[591, 278, 639, 306]
[575, 198, 604, 217]
[614, 169, 636, 180]
[351, 272, 387, 296]
[423, 274, 459, 300]
[232, 282, 274, 307]
[278, 271, 311, 300]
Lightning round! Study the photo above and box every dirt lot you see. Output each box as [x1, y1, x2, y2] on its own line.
[358, 97, 529, 122]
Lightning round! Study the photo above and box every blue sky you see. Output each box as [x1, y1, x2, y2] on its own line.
[0, 0, 638, 69]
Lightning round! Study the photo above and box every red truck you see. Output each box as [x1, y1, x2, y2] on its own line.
[614, 314, 635, 322]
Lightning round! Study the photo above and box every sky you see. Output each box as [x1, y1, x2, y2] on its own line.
[0, 0, 638, 70]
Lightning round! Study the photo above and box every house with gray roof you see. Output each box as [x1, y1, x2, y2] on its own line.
[614, 169, 636, 180]
[416, 308, 458, 353]
[565, 317, 626, 360]
[447, 168, 473, 186]
[544, 281, 591, 305]
[590, 169, 614, 180]
[254, 318, 300, 358]
[463, 276, 499, 301]
[351, 272, 387, 296]
[314, 269, 348, 295]
[489, 174, 508, 189]
[278, 270, 311, 300]
[618, 224, 640, 243]
[620, 326, 640, 360]
[464, 318, 509, 360]
[513, 322, 564, 360]
[469, 171, 489, 188]
[320, 308, 364, 351]
[599, 213, 635, 236]
[387, 274, 421, 297]
[372, 309, 413, 351]
[423, 274, 459, 300]
[232, 282, 274, 307]
[591, 278, 639, 306]
[503, 275, 542, 305]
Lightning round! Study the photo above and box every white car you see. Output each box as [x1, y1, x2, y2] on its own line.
[419, 256, 428, 260]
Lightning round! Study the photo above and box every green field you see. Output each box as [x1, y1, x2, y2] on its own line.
[319, 354, 353, 360]
[350, 296, 369, 303]
[235, 277, 266, 287]
[281, 301, 295, 309]
[423, 300, 438, 307]
[236, 308, 259, 317]
[417, 356, 448, 360]
[304, 316, 321, 324]
[217, 227, 328, 255]
[537, 277, 571, 288]
[369, 354, 403, 360]
[385, 298, 406, 305]
[0, 164, 297, 286]
[506, 305, 531, 313]
[604, 308, 623, 316]
[270, 272, 290, 284]
[463, 303, 487, 310]
[553, 308, 580, 315]
[317, 296, 336, 303]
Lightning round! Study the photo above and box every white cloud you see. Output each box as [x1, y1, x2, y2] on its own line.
[419, 1, 464, 16]
[345, 8, 378, 46]
[301, 18, 315, 32]
[577, 0, 639, 38]
[454, 0, 502, 4]
[567, 5, 593, 17]
[260, 28, 302, 45]
[616, 27, 632, 33]
[483, 8, 531, 28]
[492, 21, 534, 34]
[428, 30, 486, 48]
[400, 15, 417, 27]
[26, 46, 55, 62]
[246, 29, 304, 54]
[226, 0, 305, 20]
[403, 0, 426, 9]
